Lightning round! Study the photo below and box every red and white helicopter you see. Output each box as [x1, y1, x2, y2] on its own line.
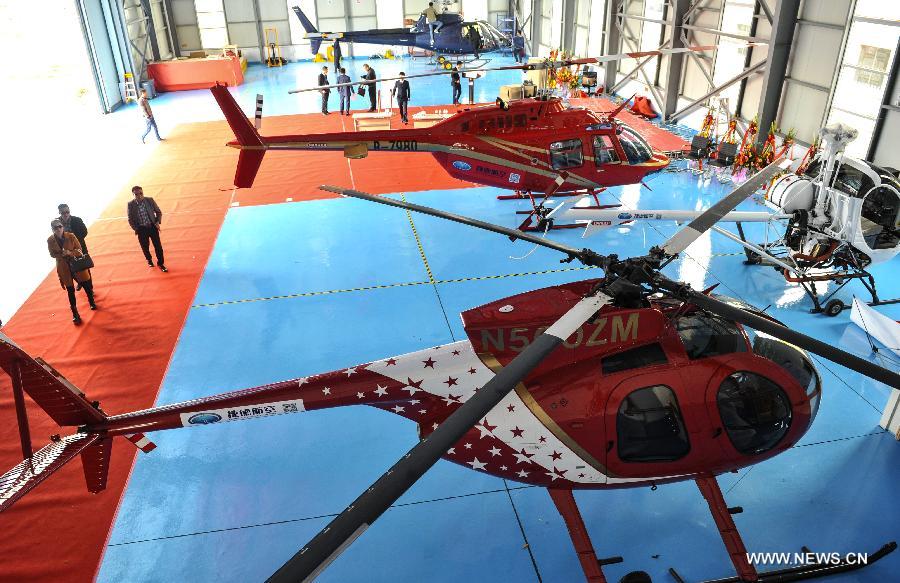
[558, 124, 900, 316]
[1, 161, 897, 582]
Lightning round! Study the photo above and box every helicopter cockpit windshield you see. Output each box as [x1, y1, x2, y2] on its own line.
[746, 330, 821, 423]
[675, 311, 748, 360]
[618, 125, 654, 164]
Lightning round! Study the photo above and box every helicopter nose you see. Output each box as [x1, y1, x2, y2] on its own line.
[646, 151, 669, 173]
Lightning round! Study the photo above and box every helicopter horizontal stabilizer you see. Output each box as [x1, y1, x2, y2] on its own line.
[0, 433, 104, 513]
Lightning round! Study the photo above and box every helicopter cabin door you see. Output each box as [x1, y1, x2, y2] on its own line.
[603, 369, 714, 480]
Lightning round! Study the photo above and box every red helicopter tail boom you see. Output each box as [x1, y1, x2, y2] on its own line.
[211, 83, 267, 188]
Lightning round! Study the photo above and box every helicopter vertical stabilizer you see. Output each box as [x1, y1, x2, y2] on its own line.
[211, 83, 267, 188]
[291, 6, 323, 54]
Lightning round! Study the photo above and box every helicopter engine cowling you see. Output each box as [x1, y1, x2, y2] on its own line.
[768, 173, 815, 213]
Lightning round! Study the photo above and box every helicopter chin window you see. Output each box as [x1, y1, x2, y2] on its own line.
[676, 312, 748, 360]
[616, 385, 690, 462]
[717, 371, 792, 455]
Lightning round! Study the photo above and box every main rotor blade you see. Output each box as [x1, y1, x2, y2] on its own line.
[289, 44, 741, 94]
[320, 185, 607, 266]
[659, 158, 791, 257]
[268, 292, 613, 582]
[656, 277, 900, 388]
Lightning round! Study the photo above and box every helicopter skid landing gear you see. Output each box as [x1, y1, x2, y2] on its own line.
[549, 488, 614, 582]
[669, 475, 898, 583]
[513, 189, 608, 232]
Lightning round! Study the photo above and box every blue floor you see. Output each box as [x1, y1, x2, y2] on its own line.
[97, 60, 899, 583]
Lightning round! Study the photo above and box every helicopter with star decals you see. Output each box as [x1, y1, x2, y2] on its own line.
[1, 160, 897, 582]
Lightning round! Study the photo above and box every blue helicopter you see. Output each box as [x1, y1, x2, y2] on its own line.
[292, 5, 511, 72]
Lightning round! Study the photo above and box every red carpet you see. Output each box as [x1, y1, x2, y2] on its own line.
[0, 102, 687, 582]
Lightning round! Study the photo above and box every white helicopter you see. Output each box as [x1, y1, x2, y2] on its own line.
[555, 124, 900, 316]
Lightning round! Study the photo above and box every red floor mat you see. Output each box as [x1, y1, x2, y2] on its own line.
[0, 103, 687, 582]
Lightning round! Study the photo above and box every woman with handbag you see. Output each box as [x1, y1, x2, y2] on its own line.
[48, 219, 96, 324]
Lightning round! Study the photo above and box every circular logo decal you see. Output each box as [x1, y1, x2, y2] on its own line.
[188, 412, 223, 425]
[452, 160, 472, 171]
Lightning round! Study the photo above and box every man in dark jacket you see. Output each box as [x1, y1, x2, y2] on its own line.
[362, 64, 377, 112]
[58, 204, 89, 254]
[318, 66, 330, 114]
[392, 72, 411, 124]
[127, 185, 166, 272]
[450, 66, 461, 105]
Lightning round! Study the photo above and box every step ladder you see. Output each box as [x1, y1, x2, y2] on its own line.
[123, 72, 138, 103]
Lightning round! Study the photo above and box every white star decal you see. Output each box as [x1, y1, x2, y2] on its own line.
[513, 452, 533, 465]
[356, 392, 365, 399]
[418, 409, 427, 414]
[322, 387, 331, 395]
[344, 367, 357, 376]
[464, 443, 472, 449]
[467, 458, 487, 471]
[392, 405, 405, 413]
[488, 446, 501, 457]
[475, 424, 494, 439]
[516, 470, 529, 478]
[403, 385, 420, 395]
[500, 465, 508, 471]
[432, 422, 439, 430]
[447, 447, 455, 454]
[410, 399, 420, 405]
[297, 377, 309, 386]
[374, 385, 388, 397]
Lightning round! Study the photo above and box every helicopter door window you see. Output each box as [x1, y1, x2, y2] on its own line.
[675, 312, 748, 360]
[618, 126, 653, 164]
[593, 135, 619, 165]
[601, 343, 667, 375]
[716, 371, 792, 455]
[616, 385, 690, 462]
[550, 139, 583, 170]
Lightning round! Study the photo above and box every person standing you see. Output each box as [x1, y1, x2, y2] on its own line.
[450, 66, 462, 105]
[48, 219, 96, 324]
[127, 185, 166, 272]
[392, 72, 411, 124]
[465, 25, 481, 59]
[138, 88, 163, 143]
[362, 64, 377, 112]
[336, 67, 352, 116]
[422, 2, 443, 46]
[513, 30, 526, 63]
[57, 204, 89, 255]
[318, 66, 330, 115]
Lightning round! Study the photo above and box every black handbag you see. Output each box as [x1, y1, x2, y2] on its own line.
[357, 86, 366, 97]
[69, 254, 94, 272]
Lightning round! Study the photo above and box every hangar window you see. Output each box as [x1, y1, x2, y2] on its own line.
[617, 385, 690, 462]
[602, 343, 667, 375]
[195, 0, 228, 50]
[716, 371, 792, 455]
[549, 139, 583, 169]
[855, 45, 891, 87]
[675, 312, 748, 360]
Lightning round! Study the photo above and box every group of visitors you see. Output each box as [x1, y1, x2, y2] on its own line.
[48, 187, 166, 325]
